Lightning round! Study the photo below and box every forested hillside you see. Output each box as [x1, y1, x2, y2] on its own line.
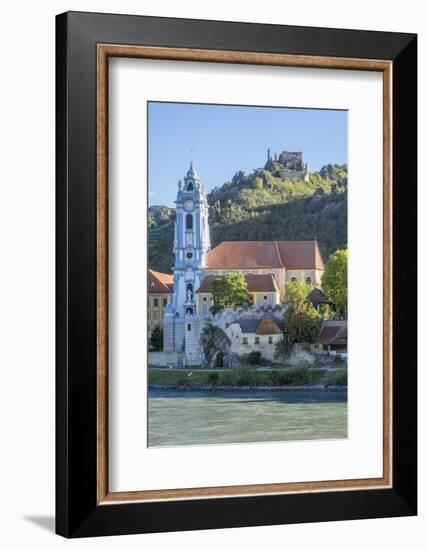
[148, 164, 347, 273]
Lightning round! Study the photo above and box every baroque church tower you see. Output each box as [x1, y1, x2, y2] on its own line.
[163, 161, 211, 357]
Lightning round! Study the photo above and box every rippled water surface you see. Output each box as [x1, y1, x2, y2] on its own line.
[148, 389, 347, 447]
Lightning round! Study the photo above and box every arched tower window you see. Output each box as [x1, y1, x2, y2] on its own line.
[186, 283, 193, 302]
[186, 213, 193, 230]
[186, 182, 194, 191]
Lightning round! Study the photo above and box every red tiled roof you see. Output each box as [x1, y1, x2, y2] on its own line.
[206, 241, 323, 270]
[256, 318, 283, 335]
[206, 241, 283, 269]
[148, 269, 173, 293]
[245, 273, 279, 292]
[316, 321, 347, 345]
[277, 241, 324, 270]
[196, 273, 278, 293]
[307, 287, 332, 306]
[234, 314, 284, 334]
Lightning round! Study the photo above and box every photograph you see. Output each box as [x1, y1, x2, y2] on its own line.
[147, 101, 349, 447]
[0, 0, 420, 545]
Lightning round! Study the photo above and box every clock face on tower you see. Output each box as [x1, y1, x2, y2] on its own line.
[184, 200, 194, 211]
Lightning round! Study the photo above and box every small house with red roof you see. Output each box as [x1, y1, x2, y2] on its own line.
[148, 269, 173, 333]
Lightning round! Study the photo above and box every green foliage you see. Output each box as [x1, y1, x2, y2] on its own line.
[318, 303, 335, 319]
[284, 301, 323, 344]
[214, 352, 224, 368]
[322, 249, 348, 316]
[274, 336, 292, 364]
[148, 365, 329, 388]
[210, 190, 347, 262]
[269, 366, 311, 386]
[208, 371, 219, 383]
[148, 205, 175, 229]
[286, 280, 314, 304]
[246, 351, 262, 365]
[210, 272, 250, 314]
[283, 281, 325, 344]
[149, 325, 163, 351]
[148, 222, 175, 274]
[218, 371, 233, 385]
[232, 366, 256, 386]
[269, 369, 282, 385]
[327, 369, 348, 386]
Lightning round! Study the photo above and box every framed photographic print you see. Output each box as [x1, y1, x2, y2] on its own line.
[56, 11, 417, 538]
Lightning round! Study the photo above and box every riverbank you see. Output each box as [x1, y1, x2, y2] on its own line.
[149, 366, 347, 391]
[149, 384, 347, 392]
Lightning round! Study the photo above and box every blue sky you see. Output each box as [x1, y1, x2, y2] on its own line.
[148, 102, 347, 207]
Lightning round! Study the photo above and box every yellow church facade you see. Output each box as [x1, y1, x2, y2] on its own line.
[148, 239, 324, 328]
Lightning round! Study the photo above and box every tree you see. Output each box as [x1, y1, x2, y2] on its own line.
[321, 249, 348, 316]
[286, 280, 314, 305]
[284, 280, 322, 343]
[284, 302, 322, 344]
[274, 336, 292, 364]
[210, 272, 251, 315]
[149, 325, 163, 351]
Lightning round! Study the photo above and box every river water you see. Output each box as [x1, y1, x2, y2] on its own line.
[148, 389, 347, 447]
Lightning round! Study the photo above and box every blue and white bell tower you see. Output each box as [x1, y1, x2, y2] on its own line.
[163, 161, 211, 358]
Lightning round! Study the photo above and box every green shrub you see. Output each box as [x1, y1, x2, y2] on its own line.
[149, 325, 163, 351]
[269, 369, 292, 386]
[232, 366, 255, 386]
[274, 337, 292, 363]
[246, 351, 261, 365]
[218, 371, 233, 385]
[287, 366, 311, 385]
[269, 369, 280, 386]
[268, 367, 312, 386]
[328, 369, 347, 386]
[208, 371, 219, 383]
[308, 369, 326, 382]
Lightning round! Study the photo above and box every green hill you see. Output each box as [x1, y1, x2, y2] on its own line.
[148, 164, 347, 273]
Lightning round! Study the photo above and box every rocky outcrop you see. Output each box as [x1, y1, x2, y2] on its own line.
[287, 343, 316, 366]
[199, 323, 231, 368]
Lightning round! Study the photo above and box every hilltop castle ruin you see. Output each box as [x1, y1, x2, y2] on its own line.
[264, 149, 310, 181]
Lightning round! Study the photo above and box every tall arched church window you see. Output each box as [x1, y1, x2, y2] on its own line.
[186, 213, 193, 230]
[290, 277, 297, 283]
[306, 276, 312, 285]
